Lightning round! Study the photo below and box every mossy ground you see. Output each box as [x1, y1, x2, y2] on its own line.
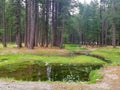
[90, 47, 120, 65]
[0, 54, 105, 72]
[0, 44, 106, 69]
[0, 44, 119, 83]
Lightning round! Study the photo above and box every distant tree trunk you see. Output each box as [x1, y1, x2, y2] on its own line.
[40, 0, 49, 47]
[40, 1, 45, 47]
[112, 21, 116, 48]
[35, 0, 39, 47]
[25, 0, 28, 47]
[51, 0, 55, 46]
[16, 0, 22, 48]
[54, 2, 58, 46]
[45, 0, 49, 47]
[104, 20, 108, 46]
[59, 20, 65, 48]
[2, 0, 7, 47]
[100, 0, 106, 46]
[29, 0, 36, 49]
[112, 0, 116, 48]
[51, 0, 59, 47]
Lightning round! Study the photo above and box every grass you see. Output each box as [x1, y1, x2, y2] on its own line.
[63, 44, 87, 54]
[0, 77, 18, 82]
[0, 43, 17, 49]
[0, 45, 69, 57]
[88, 69, 103, 83]
[0, 54, 106, 71]
[90, 47, 120, 65]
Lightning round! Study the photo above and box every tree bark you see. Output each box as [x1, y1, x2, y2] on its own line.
[45, 0, 49, 47]
[29, 0, 36, 49]
[35, 0, 39, 47]
[59, 19, 65, 48]
[112, 0, 116, 48]
[2, 0, 7, 47]
[16, 0, 22, 48]
[25, 0, 31, 48]
[100, 0, 106, 46]
[25, 0, 28, 47]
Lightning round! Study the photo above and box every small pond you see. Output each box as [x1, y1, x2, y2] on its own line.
[0, 62, 102, 82]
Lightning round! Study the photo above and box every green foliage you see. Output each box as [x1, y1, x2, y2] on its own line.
[78, 0, 100, 42]
[89, 70, 103, 83]
[0, 0, 26, 42]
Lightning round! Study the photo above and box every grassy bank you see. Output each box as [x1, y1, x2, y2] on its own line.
[0, 54, 106, 71]
[90, 47, 120, 65]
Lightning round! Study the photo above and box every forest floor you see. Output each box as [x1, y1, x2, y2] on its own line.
[0, 47, 69, 56]
[0, 44, 120, 90]
[0, 66, 120, 90]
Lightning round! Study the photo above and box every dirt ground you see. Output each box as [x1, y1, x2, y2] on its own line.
[85, 66, 120, 90]
[0, 47, 69, 56]
[0, 66, 120, 90]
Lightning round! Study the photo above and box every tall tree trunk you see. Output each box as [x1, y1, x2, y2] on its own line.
[40, 1, 45, 47]
[35, 0, 39, 47]
[25, 0, 36, 49]
[16, 0, 22, 48]
[45, 0, 49, 47]
[112, 0, 116, 48]
[51, 0, 58, 47]
[2, 0, 7, 47]
[100, 0, 106, 46]
[25, 0, 28, 47]
[29, 0, 36, 49]
[25, 0, 31, 48]
[59, 19, 65, 48]
[51, 0, 55, 46]
[54, 2, 58, 46]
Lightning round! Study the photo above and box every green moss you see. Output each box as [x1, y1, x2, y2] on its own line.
[0, 54, 106, 67]
[90, 47, 120, 65]
[0, 54, 106, 79]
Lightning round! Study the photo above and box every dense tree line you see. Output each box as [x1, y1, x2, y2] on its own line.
[0, 0, 120, 49]
[65, 0, 120, 47]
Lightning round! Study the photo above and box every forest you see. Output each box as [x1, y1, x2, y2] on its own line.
[0, 0, 120, 49]
[0, 0, 120, 90]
